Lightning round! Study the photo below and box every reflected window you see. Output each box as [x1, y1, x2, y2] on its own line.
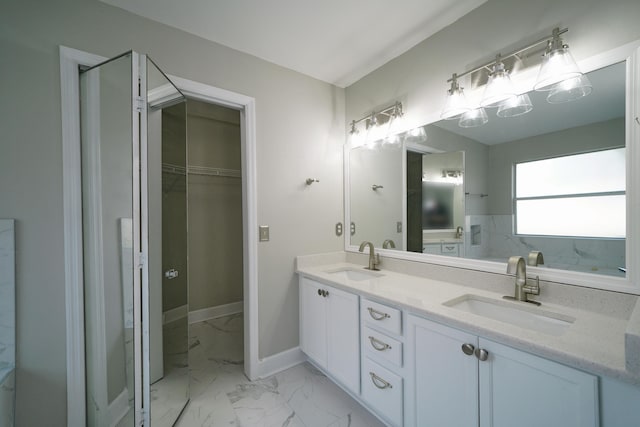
[514, 147, 625, 238]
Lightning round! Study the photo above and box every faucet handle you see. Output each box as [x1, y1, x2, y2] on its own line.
[523, 275, 540, 296]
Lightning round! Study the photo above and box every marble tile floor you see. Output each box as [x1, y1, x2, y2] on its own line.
[177, 314, 385, 427]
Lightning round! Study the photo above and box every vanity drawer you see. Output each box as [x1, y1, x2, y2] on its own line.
[361, 299, 402, 335]
[441, 243, 459, 256]
[364, 326, 402, 367]
[362, 357, 403, 427]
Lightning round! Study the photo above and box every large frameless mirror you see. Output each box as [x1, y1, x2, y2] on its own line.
[347, 58, 631, 286]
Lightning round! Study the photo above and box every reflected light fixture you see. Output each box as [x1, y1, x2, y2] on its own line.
[546, 74, 592, 103]
[459, 108, 488, 128]
[441, 73, 471, 120]
[480, 56, 517, 108]
[497, 93, 533, 117]
[441, 27, 589, 128]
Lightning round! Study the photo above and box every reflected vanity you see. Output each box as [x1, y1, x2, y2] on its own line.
[347, 59, 629, 284]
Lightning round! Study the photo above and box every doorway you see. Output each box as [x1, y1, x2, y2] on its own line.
[61, 46, 259, 425]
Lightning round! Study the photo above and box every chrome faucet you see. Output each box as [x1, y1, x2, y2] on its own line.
[359, 241, 380, 271]
[504, 256, 540, 305]
[382, 239, 396, 249]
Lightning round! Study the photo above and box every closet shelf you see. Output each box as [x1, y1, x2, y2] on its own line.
[162, 163, 241, 178]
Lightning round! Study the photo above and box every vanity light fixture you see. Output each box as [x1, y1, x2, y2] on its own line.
[480, 56, 517, 108]
[534, 28, 585, 91]
[441, 27, 589, 128]
[441, 73, 471, 120]
[348, 102, 404, 147]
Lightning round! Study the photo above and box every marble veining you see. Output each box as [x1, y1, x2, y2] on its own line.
[177, 314, 384, 427]
[465, 214, 625, 276]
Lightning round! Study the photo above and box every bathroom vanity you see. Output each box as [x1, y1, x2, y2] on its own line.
[297, 252, 640, 427]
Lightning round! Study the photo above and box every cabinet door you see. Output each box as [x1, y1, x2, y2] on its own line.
[299, 277, 327, 368]
[478, 338, 598, 427]
[408, 315, 479, 427]
[326, 286, 360, 394]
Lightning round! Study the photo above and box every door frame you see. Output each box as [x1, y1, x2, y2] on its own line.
[60, 46, 259, 425]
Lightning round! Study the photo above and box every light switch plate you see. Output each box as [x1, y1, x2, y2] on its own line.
[259, 225, 270, 242]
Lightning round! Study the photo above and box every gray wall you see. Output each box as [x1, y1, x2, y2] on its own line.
[0, 0, 344, 425]
[186, 100, 244, 312]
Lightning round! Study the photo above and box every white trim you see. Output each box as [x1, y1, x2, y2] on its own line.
[253, 347, 306, 379]
[167, 75, 261, 381]
[107, 388, 130, 427]
[188, 301, 244, 324]
[163, 304, 188, 324]
[346, 40, 640, 295]
[60, 46, 106, 427]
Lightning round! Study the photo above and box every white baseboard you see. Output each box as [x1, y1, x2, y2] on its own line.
[107, 388, 130, 427]
[255, 347, 306, 379]
[189, 301, 243, 324]
[163, 304, 188, 325]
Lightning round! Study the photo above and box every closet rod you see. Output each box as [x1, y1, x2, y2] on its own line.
[162, 163, 241, 178]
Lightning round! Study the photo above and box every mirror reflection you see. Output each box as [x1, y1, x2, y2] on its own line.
[349, 61, 626, 277]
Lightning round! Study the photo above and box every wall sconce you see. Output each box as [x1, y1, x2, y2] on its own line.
[440, 27, 590, 128]
[348, 102, 404, 147]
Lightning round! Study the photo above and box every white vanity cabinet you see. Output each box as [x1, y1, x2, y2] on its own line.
[299, 276, 360, 395]
[407, 314, 599, 427]
[422, 242, 460, 257]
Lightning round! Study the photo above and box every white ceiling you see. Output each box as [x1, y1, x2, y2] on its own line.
[100, 0, 487, 87]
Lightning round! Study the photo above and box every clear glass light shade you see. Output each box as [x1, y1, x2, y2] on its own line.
[385, 114, 406, 145]
[459, 108, 488, 128]
[441, 87, 471, 120]
[546, 74, 592, 103]
[534, 46, 583, 91]
[349, 128, 364, 148]
[480, 66, 517, 108]
[497, 93, 533, 117]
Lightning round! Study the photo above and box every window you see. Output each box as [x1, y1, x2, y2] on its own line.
[514, 148, 625, 238]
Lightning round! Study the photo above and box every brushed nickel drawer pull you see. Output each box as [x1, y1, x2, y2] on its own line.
[369, 372, 393, 389]
[369, 336, 391, 351]
[367, 307, 390, 321]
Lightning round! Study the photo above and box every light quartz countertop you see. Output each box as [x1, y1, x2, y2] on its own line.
[296, 253, 640, 386]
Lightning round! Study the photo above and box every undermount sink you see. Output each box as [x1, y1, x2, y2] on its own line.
[444, 294, 575, 336]
[325, 267, 384, 282]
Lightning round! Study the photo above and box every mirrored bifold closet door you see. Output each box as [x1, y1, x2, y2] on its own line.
[80, 51, 188, 427]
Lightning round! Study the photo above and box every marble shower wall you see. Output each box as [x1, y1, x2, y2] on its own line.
[466, 215, 625, 276]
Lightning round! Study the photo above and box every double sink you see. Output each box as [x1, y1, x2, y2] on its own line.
[324, 266, 574, 336]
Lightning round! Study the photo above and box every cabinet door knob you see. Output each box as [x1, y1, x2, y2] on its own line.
[475, 348, 489, 361]
[461, 343, 475, 356]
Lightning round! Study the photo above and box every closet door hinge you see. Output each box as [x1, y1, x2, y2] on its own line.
[134, 96, 146, 113]
[136, 252, 147, 269]
[136, 409, 147, 426]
